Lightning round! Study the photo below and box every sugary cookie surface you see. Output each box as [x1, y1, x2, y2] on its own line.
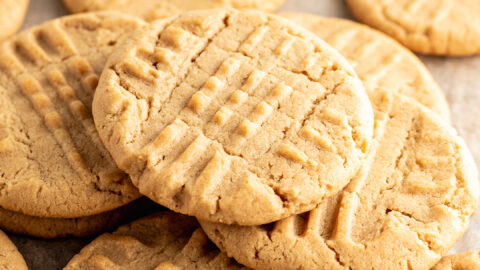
[201, 89, 479, 270]
[93, 9, 374, 225]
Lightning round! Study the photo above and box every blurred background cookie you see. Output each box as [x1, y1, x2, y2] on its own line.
[346, 0, 480, 56]
[62, 0, 285, 21]
[0, 230, 27, 270]
[0, 0, 29, 40]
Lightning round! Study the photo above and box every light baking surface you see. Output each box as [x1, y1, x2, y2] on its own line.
[8, 0, 480, 269]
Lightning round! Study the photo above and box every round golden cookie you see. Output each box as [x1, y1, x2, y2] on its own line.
[432, 251, 480, 270]
[346, 0, 480, 56]
[93, 9, 374, 225]
[281, 13, 450, 121]
[0, 0, 29, 41]
[0, 230, 27, 270]
[0, 12, 147, 218]
[201, 89, 480, 270]
[62, 0, 285, 21]
[65, 212, 249, 269]
[0, 198, 160, 239]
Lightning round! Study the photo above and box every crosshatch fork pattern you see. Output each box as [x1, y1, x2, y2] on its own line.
[0, 13, 143, 218]
[94, 9, 374, 225]
[94, 8, 371, 222]
[200, 90, 479, 270]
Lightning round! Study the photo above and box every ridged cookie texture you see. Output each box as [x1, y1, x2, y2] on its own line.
[201, 89, 480, 270]
[65, 212, 249, 269]
[62, 0, 285, 21]
[93, 9, 374, 225]
[432, 251, 480, 270]
[0, 230, 28, 270]
[0, 197, 161, 239]
[281, 13, 450, 121]
[0, 0, 29, 41]
[0, 12, 147, 218]
[346, 0, 480, 56]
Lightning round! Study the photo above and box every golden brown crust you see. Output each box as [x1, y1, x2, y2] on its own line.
[93, 9, 374, 225]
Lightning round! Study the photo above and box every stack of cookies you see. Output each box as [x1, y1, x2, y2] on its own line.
[0, 1, 479, 269]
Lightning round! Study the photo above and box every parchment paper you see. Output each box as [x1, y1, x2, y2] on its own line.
[9, 0, 480, 269]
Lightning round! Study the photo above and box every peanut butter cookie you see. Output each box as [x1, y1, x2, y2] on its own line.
[432, 251, 480, 270]
[0, 198, 160, 239]
[0, 12, 147, 218]
[62, 0, 285, 21]
[281, 13, 450, 121]
[93, 9, 374, 225]
[65, 212, 249, 269]
[0, 0, 29, 40]
[346, 0, 480, 55]
[201, 89, 479, 270]
[0, 230, 27, 270]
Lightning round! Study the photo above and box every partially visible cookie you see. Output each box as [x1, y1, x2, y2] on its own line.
[0, 230, 28, 270]
[0, 198, 161, 239]
[281, 13, 450, 121]
[0, 12, 147, 218]
[0, 0, 29, 40]
[201, 89, 479, 270]
[65, 212, 249, 269]
[432, 251, 480, 270]
[62, 0, 285, 21]
[346, 0, 480, 56]
[93, 9, 374, 225]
